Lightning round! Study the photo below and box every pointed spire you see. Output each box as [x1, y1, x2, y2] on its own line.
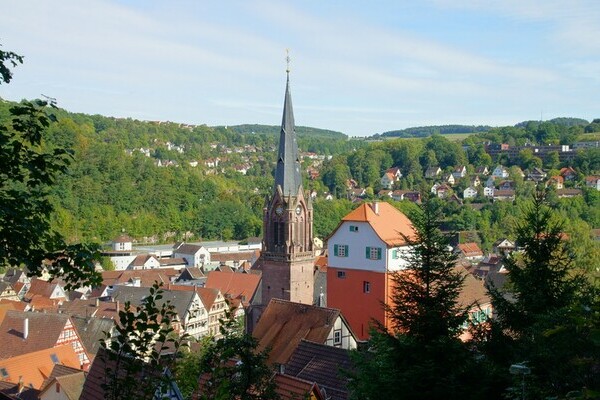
[274, 51, 302, 197]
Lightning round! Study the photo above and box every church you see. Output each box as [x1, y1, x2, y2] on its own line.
[249, 66, 317, 329]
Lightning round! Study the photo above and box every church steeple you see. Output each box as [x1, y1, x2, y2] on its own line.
[274, 61, 302, 197]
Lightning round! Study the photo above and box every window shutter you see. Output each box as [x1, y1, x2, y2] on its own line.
[377, 248, 382, 260]
[334, 244, 339, 256]
[344, 245, 349, 255]
[365, 247, 370, 258]
[392, 249, 397, 259]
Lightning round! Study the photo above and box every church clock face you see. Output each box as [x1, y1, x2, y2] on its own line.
[295, 206, 302, 215]
[275, 205, 284, 216]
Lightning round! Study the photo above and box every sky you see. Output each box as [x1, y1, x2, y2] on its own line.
[1, 1, 599, 137]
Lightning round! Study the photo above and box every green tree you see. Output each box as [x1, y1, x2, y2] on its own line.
[0, 47, 100, 289]
[349, 195, 489, 400]
[484, 190, 599, 398]
[196, 306, 278, 400]
[100, 282, 187, 400]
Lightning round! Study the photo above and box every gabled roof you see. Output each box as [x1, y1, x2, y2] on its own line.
[285, 340, 353, 400]
[178, 267, 205, 281]
[111, 286, 196, 321]
[70, 316, 115, 356]
[0, 344, 80, 389]
[173, 243, 204, 255]
[59, 299, 121, 320]
[39, 364, 86, 400]
[205, 271, 261, 307]
[130, 254, 159, 267]
[167, 284, 220, 311]
[456, 242, 483, 257]
[0, 311, 70, 359]
[253, 299, 342, 366]
[24, 278, 64, 300]
[340, 202, 416, 247]
[101, 268, 179, 287]
[113, 234, 133, 243]
[274, 373, 325, 400]
[455, 266, 491, 307]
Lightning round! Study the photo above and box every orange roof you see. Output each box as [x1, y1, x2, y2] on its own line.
[455, 266, 491, 307]
[205, 271, 261, 307]
[341, 202, 416, 246]
[101, 268, 179, 287]
[274, 373, 324, 400]
[456, 242, 483, 257]
[314, 256, 327, 270]
[253, 299, 343, 366]
[0, 344, 81, 389]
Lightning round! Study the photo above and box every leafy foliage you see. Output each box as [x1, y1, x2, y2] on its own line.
[196, 305, 278, 400]
[100, 281, 188, 400]
[483, 189, 600, 398]
[0, 49, 100, 289]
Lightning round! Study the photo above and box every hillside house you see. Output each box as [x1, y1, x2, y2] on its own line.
[527, 167, 547, 182]
[380, 167, 402, 189]
[491, 165, 509, 179]
[425, 166, 442, 179]
[452, 165, 467, 179]
[475, 166, 489, 175]
[493, 189, 515, 201]
[492, 238, 516, 255]
[559, 167, 577, 181]
[585, 176, 600, 191]
[454, 242, 484, 261]
[546, 175, 564, 189]
[463, 186, 478, 199]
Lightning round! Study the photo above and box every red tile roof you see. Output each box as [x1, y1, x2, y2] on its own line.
[0, 344, 81, 389]
[205, 271, 261, 307]
[274, 373, 324, 400]
[253, 299, 342, 366]
[341, 202, 416, 246]
[456, 242, 483, 257]
[0, 311, 70, 359]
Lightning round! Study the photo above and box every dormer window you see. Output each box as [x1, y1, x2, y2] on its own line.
[349, 225, 358, 232]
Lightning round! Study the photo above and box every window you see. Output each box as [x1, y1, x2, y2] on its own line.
[366, 246, 382, 260]
[349, 225, 358, 232]
[363, 281, 371, 293]
[392, 249, 399, 259]
[0, 368, 8, 379]
[337, 271, 346, 279]
[50, 353, 59, 364]
[334, 244, 348, 257]
[333, 329, 342, 345]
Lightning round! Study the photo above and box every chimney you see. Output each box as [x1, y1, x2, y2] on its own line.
[372, 201, 379, 215]
[23, 318, 29, 340]
[95, 298, 100, 307]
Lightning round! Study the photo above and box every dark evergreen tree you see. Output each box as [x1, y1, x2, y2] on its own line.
[349, 195, 491, 400]
[484, 189, 600, 398]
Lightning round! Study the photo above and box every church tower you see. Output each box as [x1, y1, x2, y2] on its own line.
[258, 63, 315, 306]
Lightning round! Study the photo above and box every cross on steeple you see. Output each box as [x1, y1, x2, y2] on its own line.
[285, 49, 291, 74]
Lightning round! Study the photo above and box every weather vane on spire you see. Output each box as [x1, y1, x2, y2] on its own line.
[285, 48, 291, 74]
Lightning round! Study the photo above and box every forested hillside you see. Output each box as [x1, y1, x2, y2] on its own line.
[0, 99, 362, 245]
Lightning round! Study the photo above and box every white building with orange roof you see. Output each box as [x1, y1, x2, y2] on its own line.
[326, 201, 416, 340]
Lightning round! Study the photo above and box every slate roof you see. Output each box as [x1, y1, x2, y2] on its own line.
[285, 340, 353, 400]
[111, 286, 196, 321]
[205, 271, 261, 307]
[178, 267, 204, 281]
[173, 243, 203, 255]
[59, 298, 121, 320]
[0, 344, 80, 389]
[274, 72, 302, 197]
[0, 381, 39, 400]
[70, 316, 115, 355]
[0, 311, 70, 359]
[253, 299, 341, 366]
[340, 202, 416, 246]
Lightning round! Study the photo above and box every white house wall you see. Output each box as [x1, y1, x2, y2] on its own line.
[329, 221, 412, 273]
[324, 316, 357, 349]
